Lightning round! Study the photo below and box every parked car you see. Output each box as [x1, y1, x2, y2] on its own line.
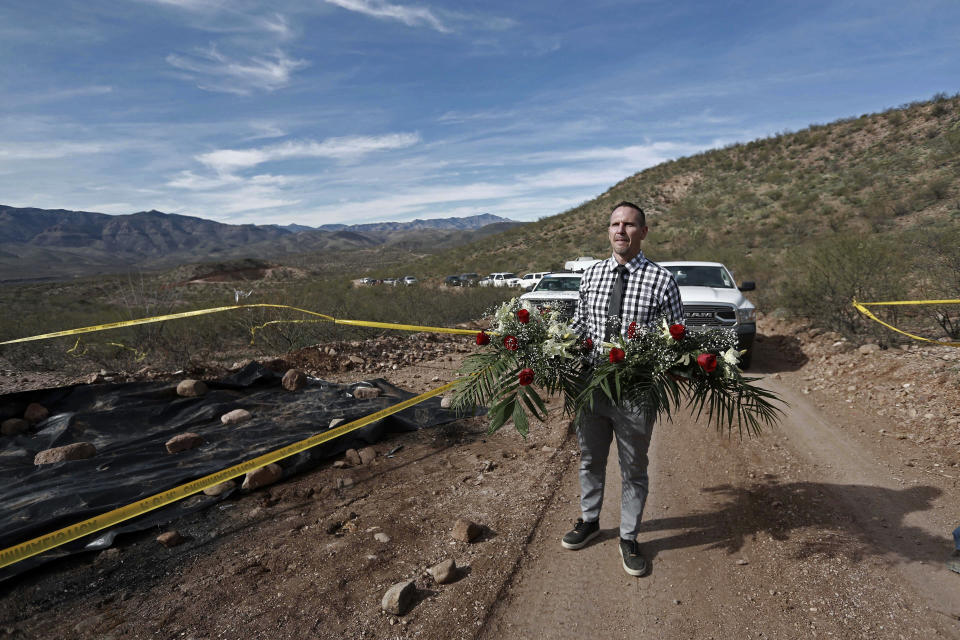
[564, 256, 602, 272]
[358, 277, 375, 285]
[382, 277, 399, 286]
[657, 261, 757, 369]
[402, 275, 418, 286]
[444, 275, 462, 287]
[481, 272, 520, 287]
[519, 272, 582, 318]
[518, 271, 550, 290]
[458, 273, 481, 286]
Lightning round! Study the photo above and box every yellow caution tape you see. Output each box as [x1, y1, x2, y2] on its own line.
[0, 303, 479, 346]
[0, 379, 460, 570]
[852, 299, 960, 347]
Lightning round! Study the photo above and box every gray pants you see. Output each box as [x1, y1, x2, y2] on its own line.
[577, 395, 655, 540]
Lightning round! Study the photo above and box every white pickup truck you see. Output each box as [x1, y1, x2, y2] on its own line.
[564, 256, 602, 272]
[657, 261, 757, 369]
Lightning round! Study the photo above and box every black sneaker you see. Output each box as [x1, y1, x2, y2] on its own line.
[561, 518, 600, 550]
[619, 537, 649, 576]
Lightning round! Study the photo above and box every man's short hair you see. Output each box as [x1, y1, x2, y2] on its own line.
[611, 201, 646, 227]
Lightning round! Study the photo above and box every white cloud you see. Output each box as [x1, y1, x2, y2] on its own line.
[195, 133, 421, 173]
[166, 45, 308, 94]
[0, 141, 106, 160]
[324, 0, 451, 33]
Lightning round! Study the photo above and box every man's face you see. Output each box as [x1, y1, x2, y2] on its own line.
[608, 206, 648, 263]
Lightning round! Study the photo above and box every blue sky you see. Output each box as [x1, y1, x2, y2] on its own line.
[1, 0, 957, 226]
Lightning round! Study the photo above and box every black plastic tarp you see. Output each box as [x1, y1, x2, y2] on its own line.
[0, 362, 457, 580]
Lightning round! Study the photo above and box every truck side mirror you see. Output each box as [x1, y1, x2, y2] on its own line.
[739, 281, 756, 292]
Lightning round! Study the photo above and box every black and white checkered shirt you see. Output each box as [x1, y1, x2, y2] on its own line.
[571, 252, 684, 351]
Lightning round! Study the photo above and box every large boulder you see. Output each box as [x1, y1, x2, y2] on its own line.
[381, 579, 416, 615]
[1, 418, 29, 436]
[24, 403, 49, 424]
[176, 379, 207, 397]
[242, 463, 283, 490]
[34, 442, 97, 465]
[221, 409, 252, 425]
[165, 432, 204, 453]
[282, 369, 307, 391]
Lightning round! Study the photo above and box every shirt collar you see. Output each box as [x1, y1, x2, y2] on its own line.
[605, 251, 647, 274]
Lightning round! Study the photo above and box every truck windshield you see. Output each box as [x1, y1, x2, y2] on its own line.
[664, 266, 734, 288]
[535, 277, 581, 292]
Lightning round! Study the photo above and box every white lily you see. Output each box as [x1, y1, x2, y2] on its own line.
[722, 347, 740, 366]
[660, 318, 674, 341]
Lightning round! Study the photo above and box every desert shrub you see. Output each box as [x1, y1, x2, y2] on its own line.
[776, 235, 910, 345]
[911, 226, 960, 339]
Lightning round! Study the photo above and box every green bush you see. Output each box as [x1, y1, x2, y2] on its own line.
[776, 235, 910, 345]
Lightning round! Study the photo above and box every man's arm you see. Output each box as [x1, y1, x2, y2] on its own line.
[661, 273, 684, 325]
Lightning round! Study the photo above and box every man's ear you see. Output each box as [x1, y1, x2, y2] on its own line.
[639, 226, 649, 240]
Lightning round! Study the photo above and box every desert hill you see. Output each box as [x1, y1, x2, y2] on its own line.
[0, 208, 518, 282]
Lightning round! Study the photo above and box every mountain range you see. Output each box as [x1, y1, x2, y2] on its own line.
[0, 207, 518, 282]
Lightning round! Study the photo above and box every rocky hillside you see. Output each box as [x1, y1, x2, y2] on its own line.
[415, 93, 960, 305]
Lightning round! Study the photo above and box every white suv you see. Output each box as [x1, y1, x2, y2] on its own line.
[518, 271, 550, 290]
[482, 272, 520, 287]
[657, 261, 757, 369]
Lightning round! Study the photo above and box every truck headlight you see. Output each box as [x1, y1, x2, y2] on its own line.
[737, 308, 757, 324]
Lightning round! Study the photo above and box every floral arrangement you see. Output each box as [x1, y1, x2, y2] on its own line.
[452, 299, 783, 437]
[451, 298, 586, 436]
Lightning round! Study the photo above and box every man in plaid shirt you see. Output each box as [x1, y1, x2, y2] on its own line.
[563, 201, 684, 577]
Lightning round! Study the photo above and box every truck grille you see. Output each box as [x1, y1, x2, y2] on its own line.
[683, 304, 736, 327]
[532, 299, 576, 318]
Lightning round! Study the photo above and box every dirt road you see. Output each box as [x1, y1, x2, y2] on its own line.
[481, 346, 960, 639]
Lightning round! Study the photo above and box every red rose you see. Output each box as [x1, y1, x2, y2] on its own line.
[669, 324, 686, 340]
[627, 321, 638, 339]
[476, 331, 490, 346]
[503, 335, 519, 351]
[696, 353, 717, 373]
[609, 347, 625, 363]
[518, 368, 534, 385]
[517, 309, 530, 323]
[582, 337, 594, 351]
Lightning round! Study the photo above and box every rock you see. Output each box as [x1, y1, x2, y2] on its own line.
[165, 432, 204, 453]
[333, 460, 349, 469]
[354, 386, 381, 400]
[23, 403, 49, 424]
[451, 518, 483, 543]
[345, 448, 362, 465]
[156, 530, 185, 547]
[176, 379, 207, 397]
[34, 442, 96, 465]
[541, 446, 557, 454]
[242, 463, 283, 490]
[857, 343, 881, 354]
[1, 418, 29, 436]
[221, 408, 252, 425]
[203, 480, 236, 496]
[348, 355, 364, 365]
[735, 558, 749, 565]
[328, 418, 345, 429]
[428, 558, 457, 584]
[335, 477, 354, 489]
[282, 369, 307, 391]
[374, 532, 391, 543]
[358, 446, 377, 465]
[440, 395, 454, 409]
[381, 579, 416, 615]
